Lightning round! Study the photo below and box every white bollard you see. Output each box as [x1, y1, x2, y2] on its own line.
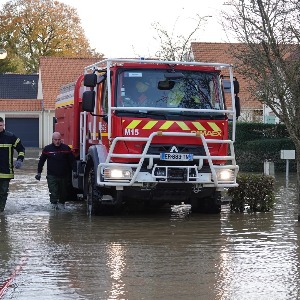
[264, 161, 275, 176]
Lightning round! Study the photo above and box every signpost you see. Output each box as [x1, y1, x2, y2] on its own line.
[280, 150, 295, 186]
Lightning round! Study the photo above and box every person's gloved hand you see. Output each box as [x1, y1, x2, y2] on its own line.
[35, 173, 41, 181]
[14, 159, 23, 169]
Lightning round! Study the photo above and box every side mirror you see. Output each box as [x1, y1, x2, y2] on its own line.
[235, 96, 241, 118]
[82, 90, 95, 112]
[84, 74, 97, 87]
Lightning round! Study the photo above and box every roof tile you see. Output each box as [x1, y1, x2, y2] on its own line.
[39, 57, 99, 110]
[0, 99, 42, 111]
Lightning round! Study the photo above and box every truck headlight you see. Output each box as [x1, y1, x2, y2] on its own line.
[216, 169, 234, 181]
[103, 167, 132, 180]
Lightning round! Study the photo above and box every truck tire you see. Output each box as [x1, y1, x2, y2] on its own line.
[87, 166, 102, 215]
[191, 192, 221, 214]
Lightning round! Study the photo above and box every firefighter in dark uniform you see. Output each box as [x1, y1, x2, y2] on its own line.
[0, 117, 25, 212]
[35, 132, 75, 209]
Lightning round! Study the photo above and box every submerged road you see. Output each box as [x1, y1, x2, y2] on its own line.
[0, 149, 300, 299]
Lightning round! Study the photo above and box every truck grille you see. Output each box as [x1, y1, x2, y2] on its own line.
[167, 168, 186, 180]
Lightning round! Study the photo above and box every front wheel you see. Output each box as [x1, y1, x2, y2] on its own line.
[87, 166, 102, 215]
[191, 192, 221, 214]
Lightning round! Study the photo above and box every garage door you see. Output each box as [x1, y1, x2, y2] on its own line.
[5, 118, 39, 147]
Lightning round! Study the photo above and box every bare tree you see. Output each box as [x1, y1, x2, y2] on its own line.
[152, 14, 211, 61]
[223, 0, 300, 219]
[0, 0, 103, 73]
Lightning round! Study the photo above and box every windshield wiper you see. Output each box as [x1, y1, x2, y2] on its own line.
[116, 110, 168, 119]
[168, 111, 226, 120]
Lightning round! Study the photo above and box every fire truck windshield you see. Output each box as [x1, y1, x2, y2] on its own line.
[117, 69, 225, 111]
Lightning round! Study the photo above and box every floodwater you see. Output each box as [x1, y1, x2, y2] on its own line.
[1, 150, 300, 300]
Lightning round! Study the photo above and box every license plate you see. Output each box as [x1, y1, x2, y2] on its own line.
[160, 153, 193, 161]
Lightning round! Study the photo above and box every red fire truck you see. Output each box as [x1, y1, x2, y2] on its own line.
[55, 58, 240, 215]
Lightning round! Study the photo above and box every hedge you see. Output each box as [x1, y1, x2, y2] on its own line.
[227, 174, 275, 212]
[232, 122, 296, 172]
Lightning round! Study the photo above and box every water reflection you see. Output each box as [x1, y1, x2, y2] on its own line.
[42, 211, 225, 300]
[0, 216, 12, 281]
[106, 243, 126, 299]
[216, 175, 300, 300]
[1, 151, 300, 299]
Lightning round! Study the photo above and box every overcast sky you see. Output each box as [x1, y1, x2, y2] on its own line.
[0, 0, 235, 58]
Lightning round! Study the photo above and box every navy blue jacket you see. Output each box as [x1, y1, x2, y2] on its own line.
[37, 143, 75, 177]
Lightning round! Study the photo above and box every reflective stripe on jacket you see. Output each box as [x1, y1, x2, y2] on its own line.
[0, 130, 25, 179]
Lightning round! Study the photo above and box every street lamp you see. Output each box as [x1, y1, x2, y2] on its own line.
[0, 49, 7, 60]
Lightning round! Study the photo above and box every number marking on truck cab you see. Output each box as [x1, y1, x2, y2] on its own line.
[125, 128, 140, 135]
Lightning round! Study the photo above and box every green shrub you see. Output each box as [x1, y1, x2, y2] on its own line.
[227, 174, 275, 212]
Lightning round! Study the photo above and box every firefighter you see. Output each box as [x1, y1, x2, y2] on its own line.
[167, 81, 211, 109]
[0, 117, 25, 212]
[135, 80, 153, 105]
[167, 81, 184, 107]
[35, 132, 75, 210]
